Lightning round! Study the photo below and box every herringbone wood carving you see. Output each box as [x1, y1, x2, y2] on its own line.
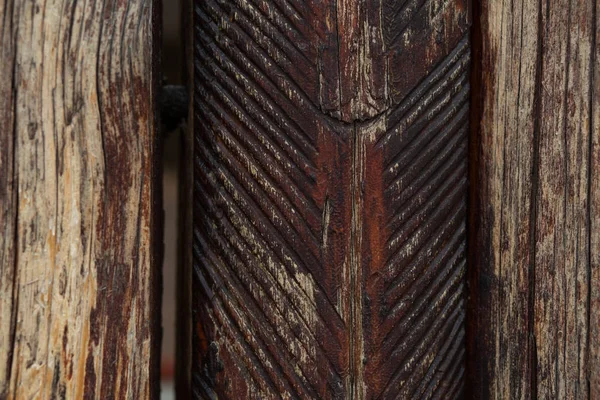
[193, 0, 470, 398]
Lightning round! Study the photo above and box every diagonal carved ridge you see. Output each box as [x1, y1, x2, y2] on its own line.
[193, 1, 470, 397]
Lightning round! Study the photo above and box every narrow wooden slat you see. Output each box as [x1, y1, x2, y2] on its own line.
[0, 0, 18, 393]
[591, 10, 600, 396]
[591, 9, 600, 395]
[470, 0, 599, 397]
[0, 1, 161, 398]
[192, 0, 471, 398]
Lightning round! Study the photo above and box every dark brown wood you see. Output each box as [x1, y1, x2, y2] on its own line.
[177, 0, 195, 397]
[192, 0, 471, 398]
[0, 1, 161, 398]
[469, 0, 599, 398]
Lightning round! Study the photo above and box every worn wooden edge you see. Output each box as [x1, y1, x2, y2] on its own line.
[0, 0, 18, 394]
[590, 3, 599, 395]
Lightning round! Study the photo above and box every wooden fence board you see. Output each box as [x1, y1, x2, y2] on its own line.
[470, 0, 599, 397]
[192, 0, 471, 398]
[0, 1, 161, 398]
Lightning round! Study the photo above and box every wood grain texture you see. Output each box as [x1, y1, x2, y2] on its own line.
[0, 0, 161, 398]
[192, 0, 470, 398]
[469, 0, 599, 398]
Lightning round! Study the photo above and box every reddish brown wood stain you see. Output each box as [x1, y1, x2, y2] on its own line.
[193, 0, 470, 398]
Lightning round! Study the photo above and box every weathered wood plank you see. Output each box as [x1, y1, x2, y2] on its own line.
[470, 0, 599, 397]
[192, 0, 470, 398]
[0, 1, 161, 398]
[591, 10, 600, 396]
[0, 0, 18, 393]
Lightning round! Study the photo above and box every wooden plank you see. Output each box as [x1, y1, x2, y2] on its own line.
[192, 0, 471, 398]
[591, 8, 600, 397]
[469, 0, 599, 397]
[0, 0, 18, 393]
[0, 1, 161, 398]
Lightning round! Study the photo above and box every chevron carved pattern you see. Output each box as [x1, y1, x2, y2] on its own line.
[192, 0, 471, 398]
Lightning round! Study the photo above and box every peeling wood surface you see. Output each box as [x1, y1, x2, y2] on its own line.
[0, 0, 161, 398]
[469, 0, 599, 398]
[192, 0, 470, 398]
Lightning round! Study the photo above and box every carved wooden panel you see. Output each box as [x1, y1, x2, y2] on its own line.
[0, 1, 161, 398]
[192, 0, 471, 398]
[469, 0, 600, 398]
